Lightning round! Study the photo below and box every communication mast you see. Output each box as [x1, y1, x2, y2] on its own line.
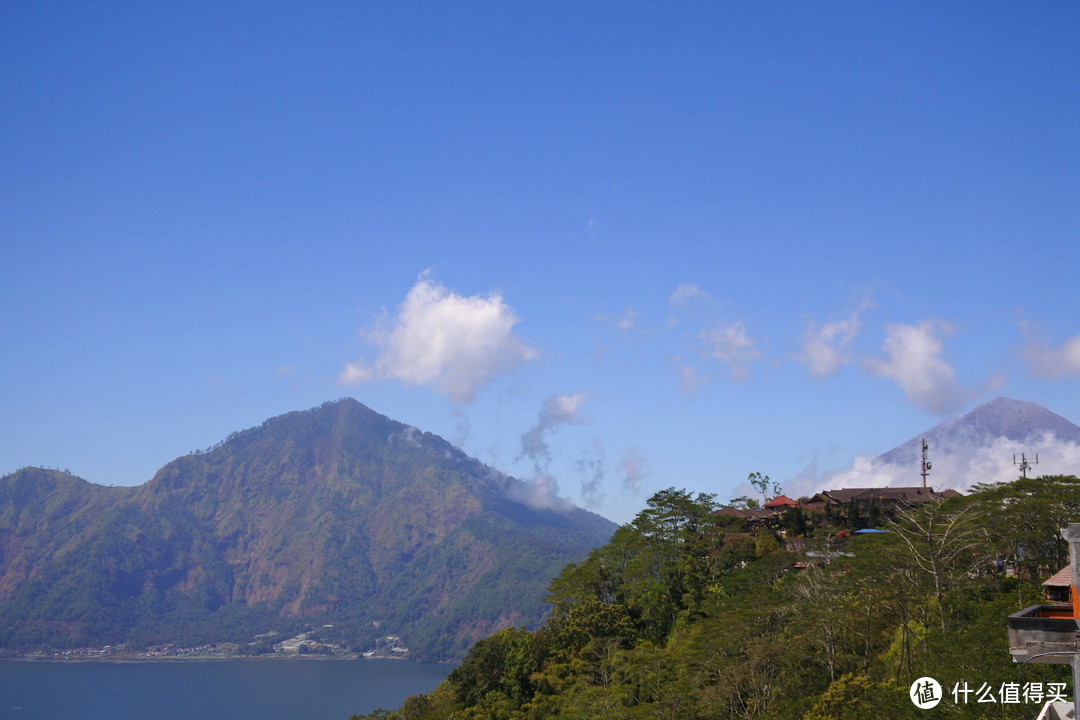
[920, 438, 931, 488]
[1014, 452, 1039, 479]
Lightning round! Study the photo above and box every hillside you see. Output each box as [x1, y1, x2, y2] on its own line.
[0, 399, 616, 660]
[355, 477, 1080, 719]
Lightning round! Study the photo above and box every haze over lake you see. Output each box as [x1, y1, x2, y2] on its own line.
[0, 659, 450, 720]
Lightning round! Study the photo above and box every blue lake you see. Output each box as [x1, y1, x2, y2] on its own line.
[0, 659, 451, 720]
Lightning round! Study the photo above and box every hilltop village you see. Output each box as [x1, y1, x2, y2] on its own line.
[715, 484, 962, 533]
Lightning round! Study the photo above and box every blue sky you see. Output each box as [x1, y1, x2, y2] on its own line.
[2, 2, 1078, 522]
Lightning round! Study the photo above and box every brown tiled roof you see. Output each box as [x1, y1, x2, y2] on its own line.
[811, 487, 955, 505]
[1044, 566, 1074, 588]
[852, 487, 938, 503]
[714, 506, 775, 520]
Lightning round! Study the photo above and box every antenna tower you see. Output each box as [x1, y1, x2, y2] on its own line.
[920, 438, 931, 488]
[1014, 452, 1039, 479]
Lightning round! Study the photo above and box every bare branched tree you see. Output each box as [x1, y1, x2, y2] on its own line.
[889, 501, 989, 632]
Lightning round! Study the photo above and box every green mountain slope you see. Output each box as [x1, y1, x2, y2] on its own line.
[356, 478, 1080, 719]
[0, 399, 616, 660]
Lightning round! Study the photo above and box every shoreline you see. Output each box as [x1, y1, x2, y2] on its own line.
[0, 652, 419, 663]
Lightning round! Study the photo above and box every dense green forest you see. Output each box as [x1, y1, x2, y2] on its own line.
[353, 475, 1080, 719]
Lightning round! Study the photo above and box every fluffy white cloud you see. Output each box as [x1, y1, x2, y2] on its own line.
[340, 273, 539, 403]
[866, 321, 966, 414]
[1021, 327, 1080, 379]
[700, 322, 761, 381]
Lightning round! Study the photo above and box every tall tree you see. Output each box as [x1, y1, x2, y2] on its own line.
[888, 499, 987, 632]
[972, 474, 1080, 577]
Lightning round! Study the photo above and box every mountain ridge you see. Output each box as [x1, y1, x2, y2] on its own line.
[0, 398, 616, 660]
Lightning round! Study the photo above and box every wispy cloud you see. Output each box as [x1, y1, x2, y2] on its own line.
[339, 272, 539, 403]
[666, 282, 759, 386]
[667, 282, 710, 327]
[575, 438, 606, 508]
[519, 393, 591, 465]
[620, 446, 648, 494]
[798, 300, 873, 377]
[1020, 323, 1080, 379]
[671, 356, 709, 398]
[866, 321, 966, 414]
[670, 282, 709, 309]
[596, 306, 639, 332]
[699, 321, 761, 381]
[507, 393, 591, 512]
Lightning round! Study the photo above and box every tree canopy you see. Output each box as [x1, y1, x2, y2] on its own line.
[354, 476, 1080, 720]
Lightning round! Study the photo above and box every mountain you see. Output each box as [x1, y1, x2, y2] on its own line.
[877, 397, 1080, 466]
[0, 399, 616, 660]
[866, 397, 1080, 490]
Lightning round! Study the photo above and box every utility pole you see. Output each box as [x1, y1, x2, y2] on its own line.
[1014, 452, 1039, 479]
[920, 439, 931, 488]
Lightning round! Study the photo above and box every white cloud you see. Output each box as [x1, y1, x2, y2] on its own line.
[866, 321, 966, 414]
[339, 362, 373, 386]
[799, 301, 871, 377]
[1021, 325, 1080, 379]
[816, 433, 1080, 496]
[339, 273, 539, 403]
[700, 321, 761, 381]
[504, 473, 573, 513]
[670, 282, 709, 308]
[819, 454, 905, 492]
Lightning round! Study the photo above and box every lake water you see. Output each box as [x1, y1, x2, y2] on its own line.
[0, 659, 451, 720]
